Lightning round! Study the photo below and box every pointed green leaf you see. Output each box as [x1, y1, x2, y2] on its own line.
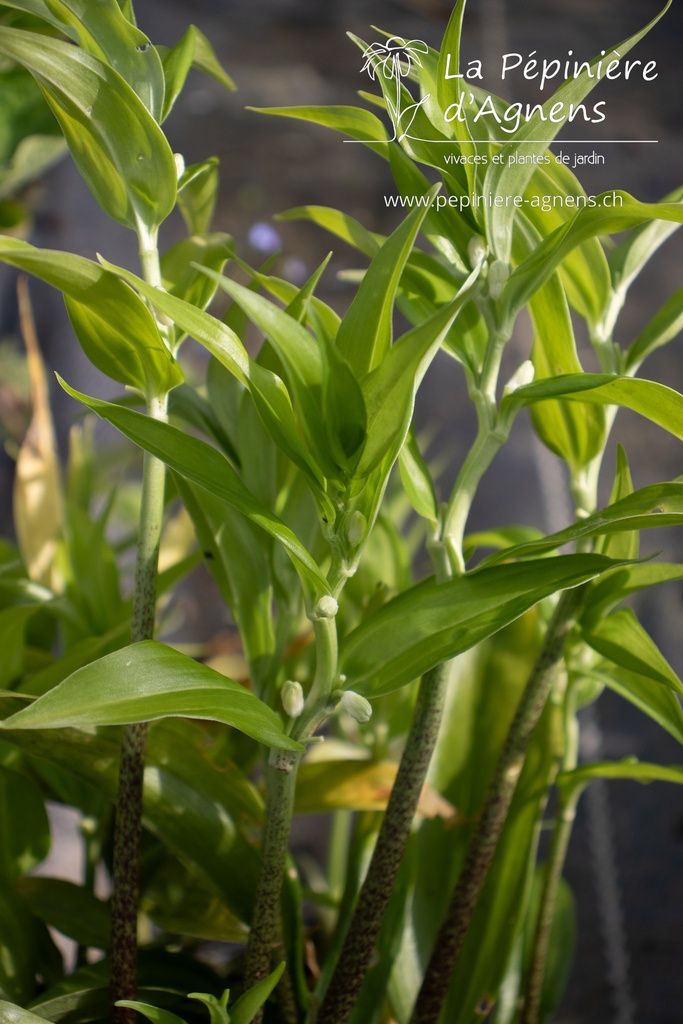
[0, 1003, 51, 1024]
[503, 373, 683, 448]
[159, 24, 234, 122]
[527, 270, 605, 470]
[0, 237, 181, 393]
[502, 192, 683, 320]
[277, 205, 380, 258]
[481, 481, 683, 567]
[15, 877, 109, 949]
[340, 554, 618, 697]
[177, 157, 220, 235]
[58, 381, 331, 602]
[595, 445, 637, 562]
[2, 640, 301, 750]
[36, 0, 166, 120]
[559, 759, 683, 793]
[250, 103, 388, 150]
[97, 256, 330, 504]
[116, 1003, 187, 1024]
[229, 963, 285, 1024]
[188, 992, 229, 1024]
[0, 27, 176, 231]
[583, 608, 683, 697]
[336, 192, 438, 379]
[358, 269, 478, 475]
[484, 2, 672, 260]
[399, 431, 438, 523]
[627, 284, 683, 371]
[609, 184, 683, 294]
[575, 664, 683, 745]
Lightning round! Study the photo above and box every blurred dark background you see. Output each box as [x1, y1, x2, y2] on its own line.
[1, 1, 683, 1021]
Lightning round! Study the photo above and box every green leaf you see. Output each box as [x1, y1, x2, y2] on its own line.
[0, 883, 54, 1004]
[583, 608, 683, 697]
[399, 431, 438, 523]
[15, 877, 109, 949]
[503, 374, 683, 449]
[502, 193, 683, 320]
[481, 481, 683, 567]
[200, 271, 335, 477]
[609, 184, 683, 295]
[116, 1003, 187, 1024]
[335, 192, 438, 379]
[626, 284, 683, 371]
[229, 963, 285, 1024]
[527, 270, 605, 471]
[559, 758, 683, 793]
[484, 2, 672, 260]
[159, 24, 235, 122]
[358, 269, 478, 476]
[0, 724, 259, 922]
[0, 236, 181, 396]
[0, 767, 50, 881]
[188, 992, 229, 1024]
[96, 258, 330, 509]
[0, 607, 37, 690]
[176, 478, 277, 695]
[59, 380, 331, 602]
[594, 445, 637, 562]
[2, 640, 302, 750]
[250, 104, 388, 150]
[276, 205, 380, 259]
[340, 554, 618, 697]
[0, 1003, 51, 1024]
[0, 27, 176, 231]
[577, 664, 683, 746]
[177, 157, 220, 235]
[31, 0, 166, 120]
[584, 562, 683, 621]
[161, 232, 234, 346]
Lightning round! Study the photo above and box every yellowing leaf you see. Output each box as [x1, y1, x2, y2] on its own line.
[12, 278, 62, 589]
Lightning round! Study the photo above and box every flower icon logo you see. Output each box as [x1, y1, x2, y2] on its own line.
[361, 36, 430, 142]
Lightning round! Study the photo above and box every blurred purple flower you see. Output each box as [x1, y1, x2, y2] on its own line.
[248, 221, 282, 254]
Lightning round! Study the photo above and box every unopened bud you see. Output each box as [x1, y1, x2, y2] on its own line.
[503, 359, 535, 397]
[487, 259, 509, 300]
[346, 510, 366, 548]
[281, 680, 304, 719]
[340, 690, 372, 724]
[314, 595, 339, 620]
[174, 153, 186, 180]
[467, 235, 487, 269]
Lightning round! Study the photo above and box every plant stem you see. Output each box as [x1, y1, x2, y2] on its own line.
[110, 227, 168, 1024]
[244, 749, 302, 997]
[246, 614, 338, 1021]
[409, 585, 584, 1024]
[314, 660, 450, 1024]
[520, 785, 583, 1024]
[110, 398, 167, 1024]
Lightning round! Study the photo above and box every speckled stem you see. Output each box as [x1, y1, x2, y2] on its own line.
[409, 586, 583, 1024]
[313, 661, 450, 1024]
[110, 397, 167, 1024]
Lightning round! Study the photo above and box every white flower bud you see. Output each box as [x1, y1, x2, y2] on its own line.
[345, 510, 366, 548]
[174, 153, 186, 180]
[467, 235, 487, 269]
[281, 680, 304, 719]
[314, 595, 339, 619]
[488, 259, 510, 300]
[340, 690, 372, 723]
[503, 360, 535, 397]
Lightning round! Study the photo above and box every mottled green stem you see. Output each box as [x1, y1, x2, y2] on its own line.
[110, 226, 168, 1024]
[409, 586, 584, 1024]
[246, 615, 337, 1023]
[521, 785, 583, 1024]
[110, 400, 167, 1024]
[245, 748, 303, 996]
[314, 661, 450, 1024]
